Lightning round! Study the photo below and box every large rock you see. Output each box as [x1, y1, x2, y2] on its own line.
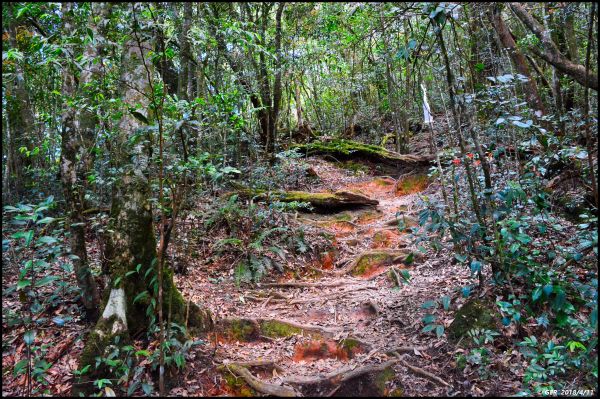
[350, 250, 410, 278]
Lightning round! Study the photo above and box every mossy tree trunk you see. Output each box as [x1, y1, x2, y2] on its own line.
[74, 16, 212, 395]
[59, 2, 102, 321]
[5, 3, 36, 200]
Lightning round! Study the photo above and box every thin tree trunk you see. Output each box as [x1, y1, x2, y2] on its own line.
[6, 3, 35, 199]
[509, 2, 598, 91]
[59, 3, 101, 320]
[489, 4, 546, 114]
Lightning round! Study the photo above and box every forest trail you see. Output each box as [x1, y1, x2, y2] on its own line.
[177, 157, 471, 397]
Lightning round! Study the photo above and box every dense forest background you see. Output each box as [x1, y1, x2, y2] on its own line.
[2, 2, 597, 397]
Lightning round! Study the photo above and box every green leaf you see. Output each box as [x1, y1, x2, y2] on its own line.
[95, 379, 112, 389]
[422, 324, 436, 333]
[133, 291, 149, 304]
[454, 253, 467, 263]
[17, 279, 32, 290]
[441, 295, 451, 310]
[422, 314, 437, 324]
[113, 276, 122, 288]
[421, 300, 437, 309]
[435, 325, 445, 338]
[142, 383, 153, 395]
[532, 287, 542, 302]
[14, 359, 28, 376]
[23, 330, 37, 346]
[400, 269, 410, 283]
[36, 217, 56, 225]
[35, 275, 59, 287]
[36, 236, 58, 246]
[470, 260, 482, 274]
[135, 350, 151, 357]
[130, 110, 150, 125]
[25, 230, 34, 247]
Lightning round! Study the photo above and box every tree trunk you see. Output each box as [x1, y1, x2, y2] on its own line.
[178, 2, 193, 100]
[267, 2, 285, 157]
[59, 3, 101, 321]
[295, 78, 304, 128]
[562, 6, 578, 110]
[509, 2, 598, 91]
[489, 4, 546, 114]
[5, 3, 35, 199]
[74, 20, 212, 395]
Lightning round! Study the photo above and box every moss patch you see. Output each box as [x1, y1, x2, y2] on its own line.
[373, 177, 395, 187]
[395, 174, 429, 196]
[351, 250, 407, 277]
[218, 366, 257, 396]
[221, 319, 259, 341]
[372, 229, 399, 249]
[260, 320, 303, 338]
[447, 299, 500, 343]
[333, 212, 353, 222]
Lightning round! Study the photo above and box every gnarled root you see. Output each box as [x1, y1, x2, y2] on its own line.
[221, 363, 299, 397]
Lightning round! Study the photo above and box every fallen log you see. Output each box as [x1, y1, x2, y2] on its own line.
[232, 188, 379, 211]
[293, 138, 434, 166]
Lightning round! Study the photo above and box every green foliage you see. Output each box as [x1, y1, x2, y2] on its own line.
[412, 70, 598, 393]
[206, 194, 309, 284]
[3, 196, 83, 395]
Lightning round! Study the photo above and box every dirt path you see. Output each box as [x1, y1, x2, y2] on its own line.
[177, 158, 470, 397]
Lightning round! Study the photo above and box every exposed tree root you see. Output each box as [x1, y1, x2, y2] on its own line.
[221, 359, 285, 373]
[389, 266, 403, 286]
[384, 346, 428, 356]
[218, 317, 339, 340]
[260, 281, 349, 288]
[283, 358, 399, 386]
[221, 363, 299, 397]
[393, 353, 451, 387]
[244, 295, 286, 304]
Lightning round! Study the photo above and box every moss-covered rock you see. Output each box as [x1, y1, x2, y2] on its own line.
[447, 299, 500, 343]
[217, 318, 326, 342]
[350, 250, 409, 277]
